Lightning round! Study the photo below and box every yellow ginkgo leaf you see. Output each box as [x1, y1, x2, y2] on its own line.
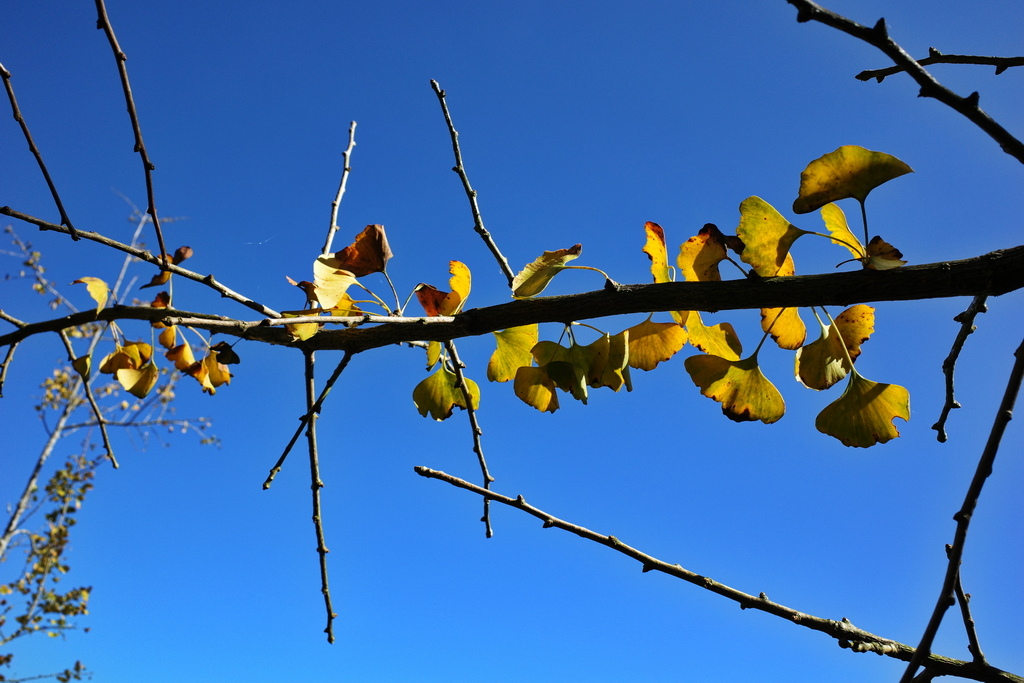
[626, 317, 687, 371]
[311, 256, 358, 309]
[793, 145, 913, 214]
[759, 254, 805, 350]
[413, 367, 480, 421]
[203, 351, 232, 392]
[116, 361, 159, 399]
[834, 305, 875, 362]
[687, 312, 742, 361]
[72, 277, 110, 314]
[815, 370, 910, 447]
[282, 310, 322, 342]
[795, 318, 850, 390]
[820, 203, 864, 259]
[72, 355, 91, 379]
[165, 342, 197, 372]
[513, 366, 559, 413]
[678, 223, 728, 282]
[327, 292, 362, 316]
[487, 324, 539, 382]
[684, 353, 786, 423]
[582, 331, 631, 392]
[532, 340, 589, 403]
[158, 325, 177, 350]
[642, 221, 672, 284]
[864, 236, 907, 270]
[511, 244, 583, 298]
[441, 260, 471, 315]
[736, 196, 810, 277]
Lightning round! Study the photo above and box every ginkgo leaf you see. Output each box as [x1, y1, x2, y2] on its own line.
[793, 145, 913, 214]
[327, 293, 363, 316]
[139, 267, 172, 290]
[332, 224, 393, 277]
[834, 305, 875, 362]
[736, 196, 810, 277]
[282, 310, 322, 341]
[759, 255, 805, 350]
[204, 351, 232, 391]
[72, 277, 109, 314]
[116, 361, 159, 399]
[815, 370, 910, 447]
[511, 244, 583, 298]
[310, 256, 358, 309]
[72, 355, 91, 379]
[513, 366, 559, 413]
[150, 291, 171, 309]
[158, 325, 177, 349]
[415, 261, 472, 316]
[819, 203, 864, 259]
[425, 340, 442, 370]
[487, 324, 539, 382]
[678, 223, 728, 282]
[642, 221, 672, 284]
[99, 341, 153, 374]
[864, 236, 907, 270]
[795, 317, 850, 390]
[626, 317, 687, 371]
[532, 340, 589, 403]
[687, 312, 742, 361]
[173, 246, 193, 264]
[582, 331, 631, 392]
[166, 342, 197, 371]
[684, 353, 786, 423]
[286, 276, 319, 307]
[413, 367, 480, 421]
[210, 341, 241, 365]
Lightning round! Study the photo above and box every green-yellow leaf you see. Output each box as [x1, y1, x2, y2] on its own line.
[425, 341, 442, 370]
[511, 244, 583, 298]
[820, 203, 864, 259]
[642, 221, 672, 284]
[736, 196, 810, 277]
[487, 324, 538, 382]
[72, 355, 91, 380]
[413, 367, 480, 421]
[684, 353, 786, 423]
[626, 317, 687, 371]
[835, 304, 875, 362]
[513, 366, 560, 413]
[687, 312, 742, 361]
[72, 277, 110, 314]
[795, 317, 850, 390]
[759, 254, 805, 350]
[815, 370, 910, 447]
[582, 331, 631, 392]
[532, 340, 589, 403]
[793, 145, 913, 214]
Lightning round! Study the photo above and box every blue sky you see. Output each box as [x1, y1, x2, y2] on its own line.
[2, 1, 1022, 681]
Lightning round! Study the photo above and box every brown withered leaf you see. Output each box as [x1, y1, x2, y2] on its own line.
[173, 246, 194, 264]
[333, 225, 393, 277]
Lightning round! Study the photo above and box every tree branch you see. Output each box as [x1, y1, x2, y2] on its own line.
[857, 48, 1024, 83]
[932, 295, 987, 442]
[414, 466, 1023, 683]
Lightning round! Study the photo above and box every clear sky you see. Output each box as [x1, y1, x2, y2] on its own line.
[2, 1, 1022, 681]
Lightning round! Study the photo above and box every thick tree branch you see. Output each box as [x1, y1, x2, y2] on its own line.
[787, 0, 1024, 165]
[415, 466, 1023, 683]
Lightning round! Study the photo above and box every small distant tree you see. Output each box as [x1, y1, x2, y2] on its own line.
[1, 2, 1022, 681]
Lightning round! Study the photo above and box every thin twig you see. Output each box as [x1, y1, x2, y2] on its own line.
[0, 63, 79, 240]
[321, 122, 357, 257]
[900, 335, 1024, 682]
[93, 0, 169, 267]
[56, 330, 118, 468]
[415, 466, 1023, 683]
[955, 572, 988, 666]
[933, 295, 988, 442]
[0, 207, 280, 317]
[430, 80, 516, 287]
[302, 350, 336, 643]
[264, 351, 354, 489]
[787, 0, 1024, 165]
[443, 341, 494, 537]
[0, 341, 17, 397]
[858, 48, 1024, 83]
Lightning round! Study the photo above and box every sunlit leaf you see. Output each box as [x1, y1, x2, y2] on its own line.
[310, 256, 358, 309]
[116, 361, 159, 399]
[834, 304, 875, 362]
[139, 266, 172, 290]
[203, 351, 232, 391]
[793, 145, 913, 214]
[815, 370, 910, 447]
[415, 261, 472, 316]
[332, 224, 393, 277]
[513, 366, 559, 413]
[487, 324, 539, 382]
[759, 255, 805, 350]
[511, 244, 583, 298]
[684, 353, 785, 423]
[165, 342, 197, 371]
[642, 221, 672, 283]
[72, 355, 91, 380]
[71, 277, 109, 314]
[282, 310, 322, 341]
[626, 317, 687, 371]
[678, 223, 728, 282]
[795, 317, 850, 390]
[150, 291, 171, 309]
[736, 196, 810, 277]
[532, 340, 589, 403]
[687, 312, 742, 361]
[582, 331, 631, 392]
[327, 292, 363, 316]
[99, 341, 153, 374]
[819, 203, 864, 259]
[158, 325, 177, 349]
[425, 340, 442, 370]
[864, 236, 907, 270]
[412, 366, 480, 421]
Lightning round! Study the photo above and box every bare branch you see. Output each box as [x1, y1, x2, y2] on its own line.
[955, 573, 988, 667]
[321, 121, 357, 257]
[900, 335, 1024, 682]
[430, 80, 516, 287]
[787, 0, 1024, 165]
[932, 295, 988, 442]
[857, 48, 1024, 83]
[0, 63, 79, 240]
[415, 466, 1023, 683]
